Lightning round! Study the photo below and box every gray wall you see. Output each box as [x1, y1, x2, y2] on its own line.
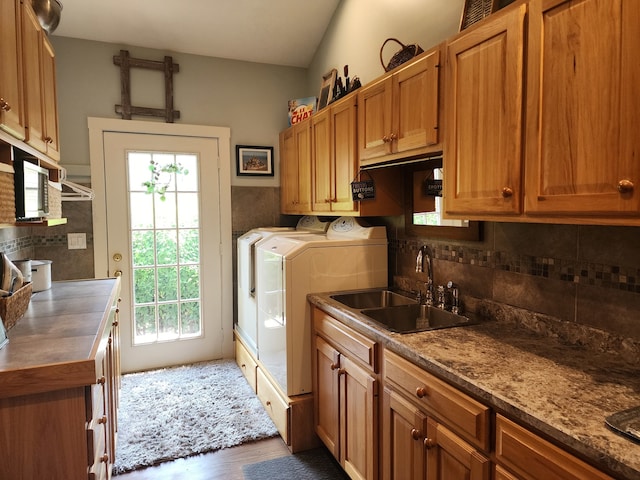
[307, 0, 465, 94]
[51, 36, 309, 188]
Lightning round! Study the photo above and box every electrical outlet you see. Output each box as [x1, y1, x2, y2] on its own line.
[67, 233, 87, 250]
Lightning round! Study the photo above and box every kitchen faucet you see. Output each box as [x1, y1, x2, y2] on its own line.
[415, 245, 434, 305]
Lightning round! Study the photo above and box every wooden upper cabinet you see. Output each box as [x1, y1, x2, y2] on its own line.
[280, 121, 311, 214]
[311, 94, 358, 213]
[21, 0, 46, 153]
[358, 47, 442, 167]
[21, 0, 59, 161]
[524, 0, 640, 216]
[0, 0, 25, 140]
[40, 34, 60, 161]
[444, 4, 527, 216]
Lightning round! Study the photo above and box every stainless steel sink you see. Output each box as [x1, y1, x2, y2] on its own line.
[331, 290, 417, 309]
[361, 304, 475, 333]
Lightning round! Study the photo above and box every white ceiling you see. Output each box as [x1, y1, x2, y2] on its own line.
[52, 0, 341, 68]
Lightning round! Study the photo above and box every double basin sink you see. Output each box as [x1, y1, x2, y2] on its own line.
[330, 289, 475, 334]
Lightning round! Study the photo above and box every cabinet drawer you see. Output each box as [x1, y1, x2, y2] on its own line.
[495, 415, 612, 480]
[384, 349, 490, 450]
[313, 307, 378, 372]
[235, 338, 257, 393]
[257, 367, 290, 444]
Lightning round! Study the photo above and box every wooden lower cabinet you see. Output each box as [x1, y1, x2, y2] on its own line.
[313, 308, 379, 480]
[234, 335, 318, 453]
[0, 284, 121, 480]
[311, 307, 617, 480]
[495, 415, 613, 480]
[382, 351, 490, 480]
[234, 334, 257, 393]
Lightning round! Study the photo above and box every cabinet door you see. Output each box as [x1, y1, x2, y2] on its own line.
[330, 94, 357, 212]
[393, 49, 440, 155]
[295, 121, 312, 212]
[314, 335, 340, 458]
[21, 0, 47, 154]
[280, 127, 297, 213]
[41, 34, 59, 161]
[311, 107, 332, 213]
[0, 0, 25, 139]
[524, 0, 640, 215]
[444, 5, 526, 215]
[280, 123, 311, 214]
[382, 387, 428, 480]
[426, 417, 490, 480]
[341, 354, 378, 480]
[358, 76, 393, 162]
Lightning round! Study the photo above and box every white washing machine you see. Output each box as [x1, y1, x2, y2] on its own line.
[255, 217, 388, 396]
[236, 216, 328, 354]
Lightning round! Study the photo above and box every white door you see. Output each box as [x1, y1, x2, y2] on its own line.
[89, 118, 233, 373]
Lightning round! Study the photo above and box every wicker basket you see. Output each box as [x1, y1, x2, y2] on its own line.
[380, 38, 424, 72]
[0, 171, 16, 224]
[0, 282, 32, 331]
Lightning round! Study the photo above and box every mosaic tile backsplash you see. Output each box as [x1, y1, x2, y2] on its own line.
[390, 222, 640, 342]
[392, 239, 640, 293]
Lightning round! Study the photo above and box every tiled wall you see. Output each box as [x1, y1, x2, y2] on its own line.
[390, 222, 640, 342]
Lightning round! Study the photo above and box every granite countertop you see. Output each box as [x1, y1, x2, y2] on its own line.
[0, 278, 120, 399]
[308, 290, 640, 480]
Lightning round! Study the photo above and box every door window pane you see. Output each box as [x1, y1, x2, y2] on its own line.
[127, 151, 202, 345]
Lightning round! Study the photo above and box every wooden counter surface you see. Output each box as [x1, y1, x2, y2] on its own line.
[0, 278, 120, 399]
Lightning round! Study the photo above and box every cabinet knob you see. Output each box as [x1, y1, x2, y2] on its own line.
[617, 179, 634, 194]
[266, 400, 271, 406]
[0, 98, 11, 112]
[415, 386, 428, 398]
[338, 368, 346, 376]
[98, 416, 107, 424]
[330, 362, 339, 370]
[424, 438, 435, 449]
[100, 454, 109, 463]
[382, 135, 391, 143]
[97, 376, 106, 385]
[411, 428, 422, 440]
[44, 136, 53, 143]
[501, 187, 514, 198]
[390, 133, 398, 141]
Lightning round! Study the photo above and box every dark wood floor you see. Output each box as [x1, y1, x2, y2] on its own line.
[113, 437, 291, 480]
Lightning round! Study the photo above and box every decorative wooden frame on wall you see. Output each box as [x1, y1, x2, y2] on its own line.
[113, 50, 181, 123]
[236, 145, 274, 177]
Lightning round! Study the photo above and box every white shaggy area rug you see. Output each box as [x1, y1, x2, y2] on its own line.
[112, 359, 278, 475]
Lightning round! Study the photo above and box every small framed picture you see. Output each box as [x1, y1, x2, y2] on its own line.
[236, 145, 274, 176]
[317, 68, 337, 111]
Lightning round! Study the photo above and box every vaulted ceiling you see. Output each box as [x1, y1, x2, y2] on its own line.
[53, 0, 341, 68]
